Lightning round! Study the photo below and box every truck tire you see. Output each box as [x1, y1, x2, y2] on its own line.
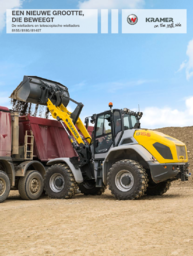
[78, 180, 106, 195]
[107, 159, 148, 200]
[0, 171, 10, 203]
[44, 164, 76, 199]
[18, 170, 44, 200]
[146, 180, 171, 196]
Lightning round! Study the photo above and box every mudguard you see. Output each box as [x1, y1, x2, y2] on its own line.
[15, 160, 46, 178]
[47, 158, 83, 183]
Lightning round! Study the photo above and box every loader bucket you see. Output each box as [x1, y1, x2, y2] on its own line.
[10, 76, 70, 107]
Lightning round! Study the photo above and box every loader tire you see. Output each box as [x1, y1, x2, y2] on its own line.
[146, 180, 171, 196]
[107, 159, 148, 200]
[78, 180, 106, 195]
[18, 170, 44, 200]
[0, 171, 10, 203]
[44, 164, 76, 199]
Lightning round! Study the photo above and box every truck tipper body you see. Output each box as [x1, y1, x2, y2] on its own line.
[0, 106, 93, 201]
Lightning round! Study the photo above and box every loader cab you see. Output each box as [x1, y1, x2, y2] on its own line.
[93, 109, 142, 158]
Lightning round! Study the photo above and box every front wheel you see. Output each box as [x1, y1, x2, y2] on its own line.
[107, 159, 148, 200]
[0, 171, 10, 203]
[44, 164, 76, 199]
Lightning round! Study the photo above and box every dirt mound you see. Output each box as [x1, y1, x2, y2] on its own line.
[154, 126, 193, 186]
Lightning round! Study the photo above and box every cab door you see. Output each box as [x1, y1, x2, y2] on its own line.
[94, 112, 112, 159]
[93, 110, 122, 159]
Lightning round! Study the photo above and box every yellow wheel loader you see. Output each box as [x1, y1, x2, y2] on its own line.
[10, 76, 190, 200]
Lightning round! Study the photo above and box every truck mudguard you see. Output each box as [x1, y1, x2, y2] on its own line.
[47, 158, 83, 183]
[15, 160, 46, 177]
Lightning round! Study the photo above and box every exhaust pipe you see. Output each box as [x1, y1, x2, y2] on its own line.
[10, 76, 70, 107]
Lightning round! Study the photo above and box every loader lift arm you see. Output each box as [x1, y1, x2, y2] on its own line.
[47, 99, 92, 167]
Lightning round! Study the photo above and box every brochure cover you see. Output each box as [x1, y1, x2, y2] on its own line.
[0, 1, 192, 255]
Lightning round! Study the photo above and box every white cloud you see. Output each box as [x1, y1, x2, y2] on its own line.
[186, 96, 193, 115]
[142, 96, 193, 128]
[179, 39, 193, 80]
[177, 60, 186, 72]
[78, 0, 144, 9]
[0, 0, 23, 31]
[92, 79, 155, 93]
[107, 79, 149, 93]
[70, 81, 86, 92]
[186, 39, 193, 80]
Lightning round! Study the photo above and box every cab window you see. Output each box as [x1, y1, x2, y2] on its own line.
[95, 113, 112, 153]
[123, 114, 137, 130]
[130, 115, 137, 128]
[114, 110, 122, 136]
[96, 115, 104, 137]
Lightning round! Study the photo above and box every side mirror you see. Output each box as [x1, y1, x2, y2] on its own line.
[85, 117, 89, 129]
[90, 114, 96, 124]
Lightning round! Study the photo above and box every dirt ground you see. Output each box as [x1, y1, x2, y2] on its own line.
[0, 187, 193, 256]
[1, 126, 193, 256]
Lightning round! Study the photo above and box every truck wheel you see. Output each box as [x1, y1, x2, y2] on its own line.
[18, 170, 44, 200]
[78, 180, 106, 195]
[146, 180, 171, 196]
[44, 164, 76, 199]
[107, 159, 148, 200]
[0, 171, 10, 203]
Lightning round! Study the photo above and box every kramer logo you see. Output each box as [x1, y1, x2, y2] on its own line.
[127, 14, 138, 25]
[146, 17, 174, 22]
[66, 119, 79, 139]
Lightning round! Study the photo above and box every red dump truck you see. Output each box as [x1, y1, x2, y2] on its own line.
[0, 106, 93, 202]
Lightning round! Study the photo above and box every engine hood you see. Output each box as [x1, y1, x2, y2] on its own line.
[133, 129, 188, 164]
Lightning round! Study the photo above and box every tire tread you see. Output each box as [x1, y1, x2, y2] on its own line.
[44, 164, 76, 199]
[107, 159, 148, 200]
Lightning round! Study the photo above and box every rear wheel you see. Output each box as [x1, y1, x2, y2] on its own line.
[0, 171, 10, 203]
[44, 164, 76, 199]
[78, 180, 106, 195]
[18, 170, 44, 200]
[146, 180, 171, 196]
[107, 159, 148, 200]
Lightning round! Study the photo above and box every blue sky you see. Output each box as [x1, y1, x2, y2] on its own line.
[0, 0, 193, 128]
